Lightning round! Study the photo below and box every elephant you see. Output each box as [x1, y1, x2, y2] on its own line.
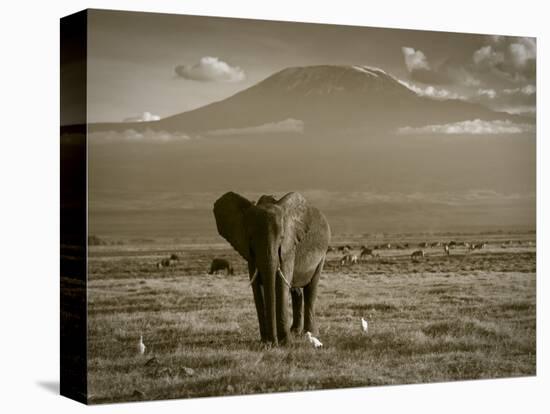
[213, 191, 331, 346]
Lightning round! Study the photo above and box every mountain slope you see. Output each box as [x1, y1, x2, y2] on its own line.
[86, 65, 530, 134]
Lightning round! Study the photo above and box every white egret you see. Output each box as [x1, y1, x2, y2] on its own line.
[138, 334, 146, 355]
[305, 331, 323, 348]
[361, 318, 368, 334]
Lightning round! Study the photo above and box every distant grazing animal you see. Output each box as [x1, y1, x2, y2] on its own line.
[361, 318, 368, 334]
[418, 242, 428, 248]
[208, 258, 234, 275]
[157, 258, 177, 269]
[463, 242, 470, 249]
[138, 334, 146, 355]
[360, 247, 374, 258]
[430, 242, 441, 248]
[341, 254, 358, 265]
[448, 241, 457, 248]
[169, 253, 180, 261]
[411, 250, 425, 261]
[327, 246, 335, 253]
[443, 244, 450, 256]
[337, 246, 349, 253]
[305, 331, 323, 349]
[469, 242, 486, 251]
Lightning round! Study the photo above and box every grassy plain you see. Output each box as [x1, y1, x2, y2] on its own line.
[86, 234, 536, 403]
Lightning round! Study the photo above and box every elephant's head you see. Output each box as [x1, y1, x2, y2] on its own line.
[213, 191, 309, 344]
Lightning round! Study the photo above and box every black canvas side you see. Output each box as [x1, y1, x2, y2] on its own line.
[60, 9, 88, 405]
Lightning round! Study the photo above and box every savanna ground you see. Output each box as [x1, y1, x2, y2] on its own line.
[86, 233, 536, 404]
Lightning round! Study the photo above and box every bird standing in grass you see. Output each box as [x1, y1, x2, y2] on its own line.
[138, 334, 146, 355]
[305, 331, 323, 348]
[361, 318, 369, 334]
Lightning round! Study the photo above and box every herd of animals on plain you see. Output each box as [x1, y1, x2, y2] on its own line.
[131, 191, 533, 351]
[156, 238, 532, 270]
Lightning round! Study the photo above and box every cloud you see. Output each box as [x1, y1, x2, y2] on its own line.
[174, 56, 245, 82]
[397, 119, 535, 135]
[509, 37, 536, 71]
[401, 47, 451, 84]
[402, 47, 430, 72]
[473, 45, 505, 68]
[89, 129, 192, 144]
[472, 36, 536, 81]
[477, 88, 497, 99]
[123, 111, 161, 123]
[205, 119, 304, 136]
[503, 84, 536, 95]
[494, 105, 536, 117]
[398, 79, 465, 100]
[470, 83, 535, 109]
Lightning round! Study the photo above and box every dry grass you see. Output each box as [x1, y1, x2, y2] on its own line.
[87, 236, 536, 404]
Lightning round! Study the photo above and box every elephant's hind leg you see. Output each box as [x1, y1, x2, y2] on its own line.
[303, 258, 325, 335]
[290, 288, 303, 334]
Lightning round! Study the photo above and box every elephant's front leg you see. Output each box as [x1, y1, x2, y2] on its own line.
[249, 267, 267, 342]
[275, 275, 290, 345]
[290, 288, 303, 334]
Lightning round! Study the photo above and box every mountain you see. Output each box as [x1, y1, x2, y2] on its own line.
[84, 65, 530, 134]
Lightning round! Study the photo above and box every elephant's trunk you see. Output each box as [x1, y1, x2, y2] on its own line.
[258, 246, 279, 345]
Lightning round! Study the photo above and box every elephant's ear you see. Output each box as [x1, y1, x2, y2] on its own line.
[213, 192, 253, 261]
[277, 192, 309, 252]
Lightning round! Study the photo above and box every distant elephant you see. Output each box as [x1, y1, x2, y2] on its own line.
[213, 191, 331, 346]
[208, 258, 234, 275]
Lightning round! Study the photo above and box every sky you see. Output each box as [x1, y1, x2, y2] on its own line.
[87, 9, 536, 123]
[83, 9, 536, 238]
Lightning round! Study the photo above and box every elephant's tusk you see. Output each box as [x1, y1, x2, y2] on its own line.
[249, 268, 258, 286]
[277, 267, 291, 288]
[249, 268, 290, 287]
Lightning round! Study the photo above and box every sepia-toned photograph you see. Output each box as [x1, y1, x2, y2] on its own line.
[62, 8, 536, 404]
